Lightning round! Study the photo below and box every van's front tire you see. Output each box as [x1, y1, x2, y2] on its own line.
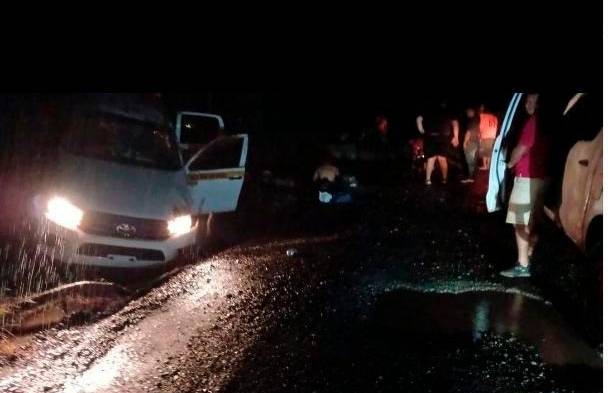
[185, 213, 239, 265]
[581, 237, 602, 342]
[192, 214, 223, 256]
[585, 239, 602, 305]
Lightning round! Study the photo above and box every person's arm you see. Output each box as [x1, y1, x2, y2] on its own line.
[507, 145, 529, 168]
[463, 130, 471, 147]
[451, 120, 459, 147]
[416, 116, 425, 134]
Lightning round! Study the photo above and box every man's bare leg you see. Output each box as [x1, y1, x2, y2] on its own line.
[425, 156, 437, 183]
[437, 156, 448, 183]
[514, 224, 531, 267]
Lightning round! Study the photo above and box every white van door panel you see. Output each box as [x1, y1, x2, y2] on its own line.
[486, 93, 523, 213]
[186, 135, 248, 214]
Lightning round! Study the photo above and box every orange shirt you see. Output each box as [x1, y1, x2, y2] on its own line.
[479, 113, 498, 140]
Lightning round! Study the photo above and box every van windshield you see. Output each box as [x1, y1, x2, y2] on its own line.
[63, 112, 182, 170]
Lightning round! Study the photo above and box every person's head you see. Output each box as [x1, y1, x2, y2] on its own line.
[320, 150, 336, 166]
[465, 107, 476, 118]
[525, 93, 539, 115]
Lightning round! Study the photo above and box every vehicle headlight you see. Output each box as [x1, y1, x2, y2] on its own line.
[45, 196, 84, 230]
[167, 215, 194, 236]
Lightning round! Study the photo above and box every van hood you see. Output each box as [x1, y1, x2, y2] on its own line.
[53, 156, 192, 219]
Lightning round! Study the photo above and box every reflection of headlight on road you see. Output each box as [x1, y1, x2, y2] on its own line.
[45, 196, 84, 230]
[167, 215, 194, 236]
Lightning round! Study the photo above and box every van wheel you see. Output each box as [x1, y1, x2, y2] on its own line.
[586, 239, 602, 301]
[207, 212, 239, 248]
[583, 238, 602, 339]
[194, 214, 212, 250]
[194, 213, 225, 254]
[585, 215, 602, 302]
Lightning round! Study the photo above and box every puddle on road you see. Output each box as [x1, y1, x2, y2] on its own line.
[374, 289, 601, 368]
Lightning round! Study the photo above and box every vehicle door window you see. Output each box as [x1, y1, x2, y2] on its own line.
[180, 114, 223, 145]
[189, 136, 244, 171]
[560, 93, 601, 143]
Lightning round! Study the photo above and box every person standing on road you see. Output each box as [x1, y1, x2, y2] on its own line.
[416, 100, 459, 185]
[500, 93, 548, 278]
[375, 115, 389, 143]
[478, 104, 499, 170]
[460, 106, 480, 183]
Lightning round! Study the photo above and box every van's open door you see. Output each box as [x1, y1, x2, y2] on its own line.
[486, 93, 523, 213]
[186, 135, 248, 214]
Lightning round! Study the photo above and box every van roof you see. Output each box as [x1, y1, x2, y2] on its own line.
[73, 93, 168, 125]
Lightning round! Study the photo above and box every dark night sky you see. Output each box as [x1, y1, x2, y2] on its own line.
[0, 91, 543, 139]
[164, 91, 512, 140]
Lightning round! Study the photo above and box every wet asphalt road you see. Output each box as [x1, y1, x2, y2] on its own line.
[0, 173, 602, 392]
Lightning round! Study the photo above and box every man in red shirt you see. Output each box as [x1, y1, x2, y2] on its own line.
[501, 93, 548, 278]
[376, 115, 389, 137]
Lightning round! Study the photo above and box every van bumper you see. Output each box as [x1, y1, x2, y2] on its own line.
[37, 219, 197, 268]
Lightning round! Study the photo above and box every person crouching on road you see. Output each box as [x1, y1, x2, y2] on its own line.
[313, 154, 355, 204]
[313, 154, 340, 203]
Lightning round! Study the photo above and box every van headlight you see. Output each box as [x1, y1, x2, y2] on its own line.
[167, 215, 194, 236]
[45, 196, 84, 230]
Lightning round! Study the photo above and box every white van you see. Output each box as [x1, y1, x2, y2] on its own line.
[31, 94, 248, 268]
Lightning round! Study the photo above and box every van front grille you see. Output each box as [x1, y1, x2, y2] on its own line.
[79, 211, 169, 240]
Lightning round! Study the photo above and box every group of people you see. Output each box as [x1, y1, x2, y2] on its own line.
[311, 96, 548, 280]
[416, 101, 498, 185]
[416, 94, 548, 279]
